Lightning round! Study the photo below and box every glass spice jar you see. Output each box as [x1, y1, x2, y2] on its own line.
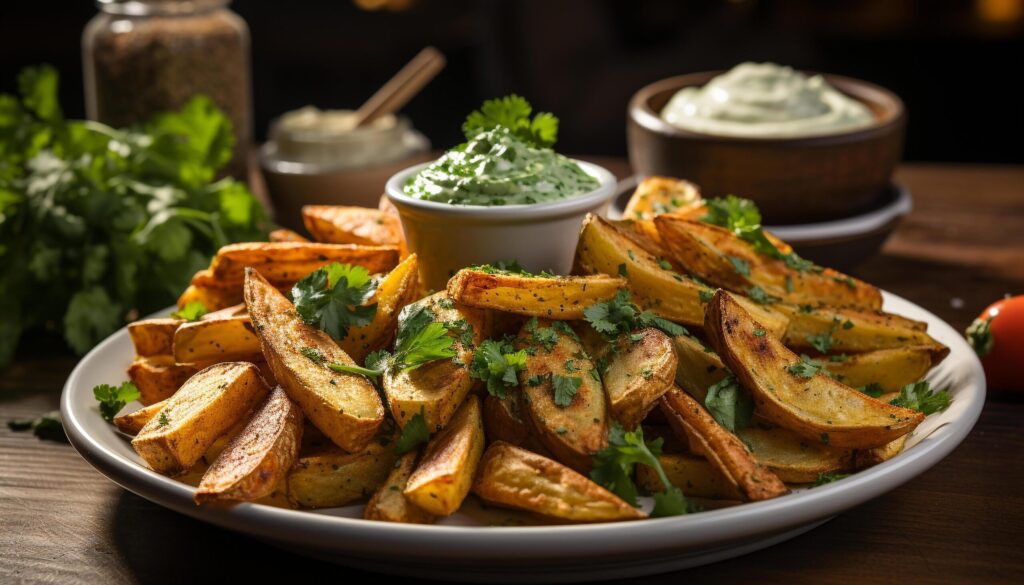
[82, 0, 252, 178]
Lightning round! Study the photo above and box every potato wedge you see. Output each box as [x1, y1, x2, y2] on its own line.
[656, 216, 883, 310]
[623, 177, 701, 221]
[113, 400, 166, 435]
[776, 303, 947, 359]
[177, 283, 242, 312]
[660, 386, 788, 501]
[195, 386, 304, 504]
[824, 347, 935, 392]
[635, 453, 741, 500]
[482, 393, 529, 447]
[735, 424, 851, 483]
[447, 269, 626, 319]
[268, 228, 309, 243]
[853, 435, 909, 469]
[404, 396, 485, 516]
[383, 292, 491, 430]
[127, 356, 200, 405]
[516, 318, 607, 471]
[211, 242, 399, 285]
[364, 451, 436, 524]
[610, 218, 668, 257]
[602, 328, 677, 429]
[473, 442, 645, 522]
[132, 362, 270, 475]
[575, 214, 789, 337]
[302, 205, 402, 247]
[705, 291, 925, 449]
[338, 253, 420, 363]
[173, 315, 262, 364]
[672, 333, 729, 403]
[287, 442, 398, 508]
[244, 268, 386, 453]
[128, 318, 182, 357]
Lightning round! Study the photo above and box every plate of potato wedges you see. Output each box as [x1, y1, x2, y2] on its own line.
[61, 179, 985, 582]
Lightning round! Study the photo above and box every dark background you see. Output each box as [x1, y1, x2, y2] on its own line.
[2, 0, 1023, 162]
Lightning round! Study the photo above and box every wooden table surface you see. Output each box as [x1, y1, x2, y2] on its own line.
[1, 163, 1022, 584]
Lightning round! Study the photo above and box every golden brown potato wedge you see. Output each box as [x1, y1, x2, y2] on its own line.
[404, 396, 486, 516]
[195, 386, 304, 504]
[446, 269, 626, 320]
[602, 328, 677, 429]
[302, 205, 402, 247]
[132, 362, 270, 475]
[610, 218, 668, 258]
[383, 292, 491, 430]
[823, 347, 935, 392]
[113, 400, 166, 435]
[656, 216, 883, 310]
[338, 253, 420, 363]
[516, 318, 607, 471]
[211, 242, 399, 285]
[244, 268, 386, 453]
[364, 451, 436, 524]
[853, 435, 909, 469]
[177, 283, 242, 312]
[735, 424, 851, 483]
[473, 442, 645, 522]
[575, 214, 789, 337]
[482, 393, 529, 447]
[671, 333, 729, 403]
[705, 291, 925, 449]
[287, 442, 398, 508]
[128, 318, 182, 357]
[635, 453, 741, 500]
[268, 228, 309, 243]
[173, 315, 263, 364]
[660, 386, 788, 501]
[127, 356, 201, 405]
[623, 177, 701, 221]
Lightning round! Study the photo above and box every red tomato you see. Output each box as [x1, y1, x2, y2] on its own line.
[966, 295, 1024, 391]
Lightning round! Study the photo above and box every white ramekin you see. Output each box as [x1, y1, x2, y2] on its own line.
[385, 160, 618, 291]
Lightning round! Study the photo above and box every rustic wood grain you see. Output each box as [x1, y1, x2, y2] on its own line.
[1, 163, 1022, 584]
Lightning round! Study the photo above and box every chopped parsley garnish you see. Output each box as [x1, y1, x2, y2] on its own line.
[745, 285, 780, 305]
[889, 381, 951, 415]
[753, 328, 766, 337]
[786, 354, 827, 379]
[93, 381, 140, 423]
[590, 423, 689, 517]
[965, 315, 994, 357]
[704, 375, 754, 432]
[727, 256, 751, 277]
[617, 263, 628, 277]
[158, 411, 170, 427]
[551, 374, 582, 407]
[701, 195, 818, 273]
[471, 260, 555, 278]
[829, 353, 850, 363]
[394, 408, 430, 454]
[292, 262, 377, 341]
[445, 318, 476, 348]
[300, 347, 327, 365]
[785, 275, 794, 294]
[461, 94, 559, 148]
[524, 317, 560, 352]
[833, 275, 857, 289]
[526, 374, 545, 387]
[699, 290, 715, 303]
[7, 410, 65, 442]
[805, 316, 845, 353]
[857, 383, 885, 398]
[329, 305, 455, 379]
[814, 472, 849, 486]
[641, 367, 654, 379]
[656, 258, 673, 270]
[171, 301, 207, 322]
[469, 338, 528, 399]
[583, 289, 687, 342]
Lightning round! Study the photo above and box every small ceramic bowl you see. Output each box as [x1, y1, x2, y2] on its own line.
[385, 161, 618, 291]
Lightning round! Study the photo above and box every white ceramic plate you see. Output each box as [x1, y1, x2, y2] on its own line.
[61, 292, 984, 583]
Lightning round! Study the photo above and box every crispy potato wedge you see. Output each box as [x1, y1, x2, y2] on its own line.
[736, 424, 852, 483]
[177, 283, 241, 312]
[853, 434, 909, 469]
[705, 291, 925, 449]
[776, 303, 948, 359]
[575, 214, 789, 337]
[173, 315, 263, 364]
[404, 396, 486, 516]
[623, 177, 701, 221]
[516, 319, 607, 471]
[302, 205, 402, 247]
[244, 268, 386, 453]
[195, 386, 304, 504]
[482, 393, 552, 455]
[113, 400, 166, 435]
[287, 442, 398, 508]
[473, 442, 645, 522]
[128, 318, 182, 357]
[132, 362, 269, 475]
[364, 451, 436, 524]
[383, 292, 491, 430]
[660, 386, 788, 501]
[656, 216, 883, 310]
[636, 453, 741, 500]
[212, 242, 399, 285]
[602, 328, 677, 429]
[671, 333, 729, 403]
[127, 356, 200, 405]
[824, 347, 935, 392]
[610, 218, 668, 257]
[268, 228, 309, 243]
[339, 253, 420, 363]
[447, 269, 626, 319]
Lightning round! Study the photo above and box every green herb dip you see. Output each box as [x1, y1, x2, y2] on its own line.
[403, 127, 599, 206]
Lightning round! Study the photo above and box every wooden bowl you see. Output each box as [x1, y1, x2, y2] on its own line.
[627, 71, 905, 225]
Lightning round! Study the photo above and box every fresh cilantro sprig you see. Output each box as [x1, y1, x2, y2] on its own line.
[590, 423, 689, 517]
[461, 95, 559, 148]
[469, 338, 528, 399]
[890, 381, 951, 415]
[583, 289, 688, 342]
[704, 375, 754, 432]
[171, 301, 207, 322]
[394, 408, 430, 455]
[701, 195, 818, 274]
[7, 410, 65, 442]
[93, 381, 140, 423]
[292, 262, 378, 341]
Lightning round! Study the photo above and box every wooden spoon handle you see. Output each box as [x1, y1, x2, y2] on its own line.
[352, 46, 446, 128]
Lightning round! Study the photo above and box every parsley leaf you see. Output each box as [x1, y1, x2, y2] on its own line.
[889, 381, 951, 415]
[300, 347, 327, 365]
[805, 316, 845, 353]
[329, 305, 456, 379]
[590, 423, 689, 516]
[171, 301, 207, 322]
[469, 338, 528, 399]
[93, 381, 140, 423]
[701, 195, 818, 273]
[471, 260, 555, 278]
[461, 95, 559, 148]
[704, 375, 754, 432]
[814, 472, 850, 486]
[292, 263, 377, 341]
[857, 383, 885, 398]
[7, 410, 65, 442]
[158, 411, 170, 427]
[727, 256, 751, 277]
[745, 285, 780, 305]
[583, 289, 688, 341]
[394, 408, 430, 455]
[551, 374, 582, 407]
[786, 354, 827, 379]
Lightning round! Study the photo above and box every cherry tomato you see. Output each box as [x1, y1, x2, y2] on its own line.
[966, 295, 1024, 392]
